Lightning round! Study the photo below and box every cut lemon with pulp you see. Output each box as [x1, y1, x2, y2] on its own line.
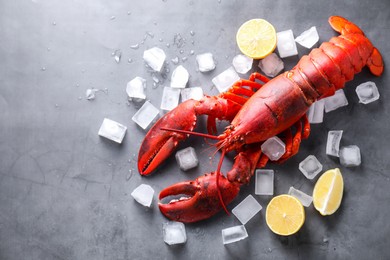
[266, 195, 305, 236]
[236, 19, 277, 59]
[313, 168, 344, 216]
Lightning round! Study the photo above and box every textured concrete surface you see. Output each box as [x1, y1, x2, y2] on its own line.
[1, 0, 389, 259]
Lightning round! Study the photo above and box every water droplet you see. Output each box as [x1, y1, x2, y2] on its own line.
[181, 57, 188, 62]
[130, 43, 139, 49]
[127, 58, 133, 63]
[180, 50, 184, 54]
[190, 50, 195, 55]
[78, 96, 82, 100]
[166, 43, 170, 48]
[146, 31, 154, 38]
[127, 11, 131, 15]
[52, 21, 56, 26]
[159, 38, 163, 42]
[190, 30, 195, 36]
[110, 16, 116, 20]
[41, 67, 46, 71]
[171, 57, 179, 64]
[113, 49, 122, 63]
[47, 47, 51, 51]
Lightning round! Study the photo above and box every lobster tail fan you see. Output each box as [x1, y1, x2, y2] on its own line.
[328, 16, 384, 76]
[328, 16, 364, 35]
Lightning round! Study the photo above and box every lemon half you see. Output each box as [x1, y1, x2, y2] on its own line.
[236, 19, 277, 59]
[266, 194, 305, 236]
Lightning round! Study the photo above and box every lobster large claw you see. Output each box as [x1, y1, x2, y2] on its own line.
[158, 172, 240, 223]
[138, 100, 199, 175]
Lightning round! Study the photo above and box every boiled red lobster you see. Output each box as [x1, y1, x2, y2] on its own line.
[137, 16, 383, 223]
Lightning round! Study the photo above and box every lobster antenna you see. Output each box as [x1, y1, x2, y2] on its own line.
[216, 149, 230, 215]
[160, 127, 220, 140]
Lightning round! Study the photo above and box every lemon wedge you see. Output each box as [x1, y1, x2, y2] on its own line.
[236, 19, 277, 59]
[266, 194, 305, 236]
[313, 168, 344, 216]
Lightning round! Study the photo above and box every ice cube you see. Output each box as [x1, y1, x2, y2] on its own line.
[126, 77, 146, 101]
[324, 89, 348, 112]
[86, 88, 98, 100]
[221, 225, 248, 245]
[232, 195, 262, 224]
[132, 101, 160, 130]
[339, 145, 361, 167]
[131, 184, 154, 207]
[143, 47, 166, 72]
[175, 147, 199, 171]
[232, 54, 253, 74]
[258, 53, 284, 77]
[355, 81, 380, 104]
[299, 155, 323, 179]
[160, 87, 181, 111]
[170, 65, 189, 89]
[307, 99, 325, 124]
[276, 30, 298, 58]
[326, 130, 343, 157]
[163, 221, 187, 245]
[196, 53, 216, 72]
[255, 169, 274, 195]
[212, 67, 240, 93]
[98, 118, 127, 144]
[288, 187, 313, 207]
[181, 87, 203, 102]
[295, 26, 319, 49]
[261, 136, 286, 161]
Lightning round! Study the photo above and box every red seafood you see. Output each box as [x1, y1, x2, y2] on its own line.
[138, 16, 383, 223]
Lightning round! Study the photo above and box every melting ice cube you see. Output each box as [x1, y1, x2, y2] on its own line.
[161, 87, 181, 111]
[163, 221, 187, 245]
[196, 53, 216, 72]
[326, 130, 343, 157]
[212, 67, 240, 93]
[324, 89, 348, 112]
[126, 77, 146, 101]
[143, 47, 166, 72]
[131, 184, 154, 207]
[307, 99, 325, 124]
[170, 65, 189, 88]
[175, 147, 199, 171]
[232, 195, 262, 224]
[258, 53, 284, 78]
[132, 101, 160, 130]
[255, 169, 274, 195]
[355, 81, 380, 104]
[98, 118, 127, 144]
[261, 136, 286, 161]
[295, 26, 319, 49]
[232, 54, 253, 74]
[221, 225, 248, 245]
[288, 187, 313, 207]
[299, 155, 323, 179]
[276, 30, 298, 58]
[339, 145, 361, 167]
[181, 87, 203, 102]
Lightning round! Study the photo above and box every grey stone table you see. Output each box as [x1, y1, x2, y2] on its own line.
[1, 0, 389, 259]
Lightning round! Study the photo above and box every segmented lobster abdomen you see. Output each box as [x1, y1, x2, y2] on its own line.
[290, 33, 374, 101]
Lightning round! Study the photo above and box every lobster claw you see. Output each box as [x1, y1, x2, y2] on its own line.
[158, 172, 240, 223]
[138, 100, 198, 175]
